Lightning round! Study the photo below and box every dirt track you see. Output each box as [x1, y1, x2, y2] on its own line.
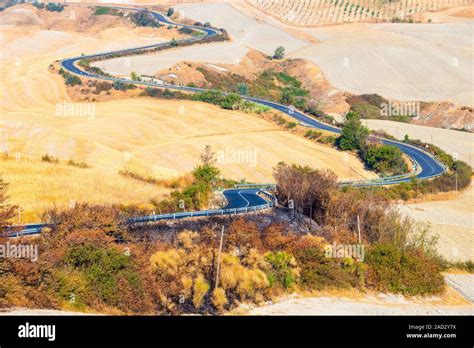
[244, 294, 474, 315]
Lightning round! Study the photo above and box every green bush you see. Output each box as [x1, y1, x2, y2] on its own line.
[93, 6, 110, 15]
[131, 10, 161, 28]
[194, 90, 225, 105]
[432, 161, 472, 191]
[62, 73, 82, 86]
[264, 251, 299, 289]
[65, 244, 146, 310]
[46, 2, 64, 12]
[363, 144, 408, 175]
[275, 72, 301, 87]
[237, 83, 249, 95]
[112, 81, 135, 91]
[234, 100, 270, 114]
[220, 94, 242, 109]
[304, 130, 322, 140]
[365, 244, 445, 295]
[294, 247, 356, 290]
[36, 2, 64, 12]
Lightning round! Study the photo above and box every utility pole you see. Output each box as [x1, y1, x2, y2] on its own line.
[215, 226, 225, 290]
[356, 215, 361, 244]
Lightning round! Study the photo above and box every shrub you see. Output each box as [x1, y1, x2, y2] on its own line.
[65, 244, 149, 312]
[237, 83, 249, 95]
[446, 260, 474, 273]
[130, 71, 141, 81]
[220, 94, 242, 109]
[192, 274, 210, 309]
[59, 69, 82, 86]
[294, 247, 357, 290]
[219, 253, 269, 300]
[112, 81, 135, 91]
[94, 81, 113, 93]
[212, 287, 227, 311]
[234, 100, 270, 114]
[264, 251, 299, 289]
[304, 130, 322, 140]
[167, 7, 174, 17]
[67, 159, 90, 169]
[273, 46, 285, 59]
[41, 154, 59, 163]
[39, 2, 64, 12]
[275, 72, 301, 87]
[194, 90, 225, 105]
[93, 6, 110, 15]
[53, 269, 90, 310]
[131, 10, 161, 28]
[432, 160, 472, 191]
[365, 244, 445, 296]
[362, 144, 408, 175]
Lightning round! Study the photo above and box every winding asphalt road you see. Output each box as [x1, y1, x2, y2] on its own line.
[6, 6, 446, 236]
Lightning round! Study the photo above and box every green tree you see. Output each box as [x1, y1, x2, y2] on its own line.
[237, 83, 249, 96]
[130, 71, 141, 81]
[273, 46, 285, 59]
[167, 7, 174, 17]
[194, 145, 220, 184]
[338, 112, 369, 151]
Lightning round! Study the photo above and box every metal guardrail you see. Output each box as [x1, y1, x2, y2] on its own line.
[129, 202, 272, 224]
[234, 183, 276, 190]
[5, 187, 276, 236]
[129, 187, 275, 224]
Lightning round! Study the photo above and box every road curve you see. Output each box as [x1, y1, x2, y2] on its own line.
[6, 5, 446, 236]
[60, 6, 445, 184]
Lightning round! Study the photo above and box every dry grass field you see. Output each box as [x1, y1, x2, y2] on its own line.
[0, 4, 376, 221]
[0, 157, 171, 223]
[399, 185, 474, 262]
